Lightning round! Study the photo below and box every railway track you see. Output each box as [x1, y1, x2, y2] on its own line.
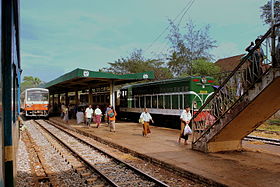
[244, 135, 280, 146]
[34, 119, 169, 187]
[21, 129, 54, 186]
[254, 129, 280, 135]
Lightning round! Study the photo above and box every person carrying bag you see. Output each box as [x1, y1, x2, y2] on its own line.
[179, 106, 192, 144]
[139, 108, 154, 137]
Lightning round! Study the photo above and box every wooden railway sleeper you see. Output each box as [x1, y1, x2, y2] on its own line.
[33, 120, 110, 186]
[23, 129, 59, 186]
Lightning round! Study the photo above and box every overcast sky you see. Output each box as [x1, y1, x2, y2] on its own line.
[21, 0, 268, 82]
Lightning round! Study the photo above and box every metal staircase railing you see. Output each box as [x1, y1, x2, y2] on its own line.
[191, 25, 280, 145]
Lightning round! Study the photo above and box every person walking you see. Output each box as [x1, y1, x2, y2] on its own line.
[107, 107, 117, 132]
[94, 105, 102, 128]
[139, 108, 154, 137]
[105, 104, 112, 126]
[178, 106, 192, 144]
[245, 39, 264, 83]
[85, 105, 94, 127]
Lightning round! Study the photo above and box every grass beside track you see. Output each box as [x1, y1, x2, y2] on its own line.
[249, 117, 280, 139]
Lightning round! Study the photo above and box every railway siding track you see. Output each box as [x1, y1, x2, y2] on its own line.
[21, 128, 58, 186]
[31, 120, 107, 186]
[244, 135, 280, 146]
[254, 129, 280, 135]
[34, 120, 169, 187]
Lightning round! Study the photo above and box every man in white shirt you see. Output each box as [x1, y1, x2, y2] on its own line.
[140, 108, 154, 137]
[94, 105, 102, 128]
[85, 105, 94, 126]
[179, 106, 192, 144]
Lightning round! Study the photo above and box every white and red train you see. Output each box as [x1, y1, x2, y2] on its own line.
[21, 88, 49, 117]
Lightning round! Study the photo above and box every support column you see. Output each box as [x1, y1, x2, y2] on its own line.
[75, 90, 79, 105]
[110, 80, 115, 108]
[88, 88, 92, 105]
[52, 94, 55, 108]
[57, 94, 61, 106]
[65, 92, 69, 106]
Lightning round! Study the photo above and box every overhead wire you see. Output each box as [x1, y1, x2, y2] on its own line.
[149, 0, 196, 60]
[143, 0, 194, 56]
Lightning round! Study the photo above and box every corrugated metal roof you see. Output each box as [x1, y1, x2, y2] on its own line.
[44, 68, 155, 93]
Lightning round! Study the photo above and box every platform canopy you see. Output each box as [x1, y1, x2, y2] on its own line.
[44, 68, 155, 94]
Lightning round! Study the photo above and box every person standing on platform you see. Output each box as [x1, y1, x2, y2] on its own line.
[85, 105, 94, 127]
[94, 105, 102, 128]
[139, 108, 154, 137]
[105, 104, 112, 126]
[76, 108, 84, 124]
[63, 105, 69, 124]
[61, 103, 65, 119]
[178, 106, 192, 144]
[107, 107, 117, 132]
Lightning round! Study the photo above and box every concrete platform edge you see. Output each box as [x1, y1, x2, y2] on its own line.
[49, 119, 227, 187]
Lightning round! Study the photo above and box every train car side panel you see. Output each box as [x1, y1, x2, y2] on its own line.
[1, 0, 21, 186]
[0, 0, 3, 184]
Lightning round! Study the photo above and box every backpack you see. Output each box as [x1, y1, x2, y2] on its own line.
[108, 110, 115, 118]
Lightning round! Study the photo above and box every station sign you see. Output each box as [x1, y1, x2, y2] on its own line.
[83, 70, 90, 77]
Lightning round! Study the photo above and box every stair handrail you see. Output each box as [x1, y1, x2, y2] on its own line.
[191, 24, 280, 144]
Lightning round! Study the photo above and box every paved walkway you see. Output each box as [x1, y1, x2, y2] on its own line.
[51, 117, 280, 187]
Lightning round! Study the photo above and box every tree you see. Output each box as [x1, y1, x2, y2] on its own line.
[180, 58, 220, 77]
[260, 1, 280, 25]
[102, 49, 173, 80]
[167, 19, 217, 77]
[21, 76, 44, 92]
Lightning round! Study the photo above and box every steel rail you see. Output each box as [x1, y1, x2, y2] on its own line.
[33, 120, 119, 187]
[41, 120, 169, 187]
[244, 135, 280, 146]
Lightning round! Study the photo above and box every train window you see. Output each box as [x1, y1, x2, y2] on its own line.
[146, 96, 151, 108]
[27, 91, 48, 101]
[101, 95, 105, 103]
[93, 95, 97, 102]
[165, 95, 171, 109]
[106, 95, 110, 103]
[135, 97, 139, 108]
[158, 95, 164, 109]
[172, 95, 179, 109]
[152, 96, 157, 108]
[140, 96, 144, 108]
[179, 95, 183, 109]
[184, 94, 189, 108]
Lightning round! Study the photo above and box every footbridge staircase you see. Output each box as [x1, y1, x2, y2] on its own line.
[191, 26, 280, 152]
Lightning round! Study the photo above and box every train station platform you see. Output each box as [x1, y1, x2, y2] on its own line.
[50, 117, 280, 187]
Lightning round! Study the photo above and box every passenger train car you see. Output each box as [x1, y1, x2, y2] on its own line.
[1, 0, 21, 186]
[21, 88, 49, 117]
[118, 76, 214, 128]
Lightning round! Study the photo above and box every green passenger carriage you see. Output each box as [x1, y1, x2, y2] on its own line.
[118, 76, 215, 128]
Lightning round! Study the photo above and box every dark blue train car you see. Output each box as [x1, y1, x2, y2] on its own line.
[1, 0, 21, 186]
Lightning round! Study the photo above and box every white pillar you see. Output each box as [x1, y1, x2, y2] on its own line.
[110, 80, 115, 108]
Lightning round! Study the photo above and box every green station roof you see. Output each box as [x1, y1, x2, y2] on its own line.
[45, 68, 154, 94]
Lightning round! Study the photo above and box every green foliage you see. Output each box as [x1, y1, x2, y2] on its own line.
[167, 20, 217, 77]
[179, 59, 220, 77]
[191, 59, 221, 76]
[102, 49, 173, 80]
[260, 1, 280, 25]
[102, 19, 217, 81]
[21, 76, 44, 92]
